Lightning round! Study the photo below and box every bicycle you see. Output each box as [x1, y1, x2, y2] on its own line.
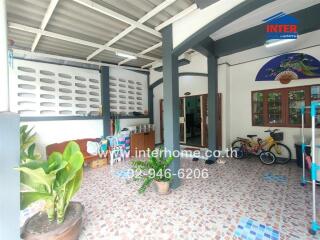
[231, 129, 292, 165]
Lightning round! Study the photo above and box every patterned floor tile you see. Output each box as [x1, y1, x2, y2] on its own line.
[21, 157, 320, 240]
[234, 217, 280, 240]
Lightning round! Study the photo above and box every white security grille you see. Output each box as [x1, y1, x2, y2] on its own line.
[109, 67, 148, 116]
[9, 59, 101, 117]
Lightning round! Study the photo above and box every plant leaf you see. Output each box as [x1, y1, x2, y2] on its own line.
[56, 151, 84, 187]
[62, 141, 81, 162]
[47, 152, 68, 174]
[16, 167, 55, 193]
[20, 171, 48, 193]
[63, 168, 83, 213]
[28, 143, 36, 158]
[139, 176, 153, 194]
[20, 192, 51, 210]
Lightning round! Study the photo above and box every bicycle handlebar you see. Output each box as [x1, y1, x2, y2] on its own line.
[264, 129, 279, 133]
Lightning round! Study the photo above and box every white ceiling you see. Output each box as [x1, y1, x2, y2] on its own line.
[210, 0, 320, 41]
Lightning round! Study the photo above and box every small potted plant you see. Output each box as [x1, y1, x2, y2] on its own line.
[17, 141, 84, 240]
[131, 151, 174, 194]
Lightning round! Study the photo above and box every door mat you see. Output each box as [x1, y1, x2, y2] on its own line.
[262, 172, 287, 184]
[234, 217, 280, 240]
[114, 169, 133, 179]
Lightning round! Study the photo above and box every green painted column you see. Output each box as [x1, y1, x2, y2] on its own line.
[100, 66, 110, 137]
[161, 25, 180, 188]
[206, 54, 218, 164]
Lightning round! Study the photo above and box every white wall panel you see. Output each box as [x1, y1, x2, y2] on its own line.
[109, 67, 148, 116]
[9, 59, 101, 116]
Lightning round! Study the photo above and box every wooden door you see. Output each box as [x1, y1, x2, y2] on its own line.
[216, 93, 222, 150]
[201, 94, 208, 147]
[160, 94, 222, 148]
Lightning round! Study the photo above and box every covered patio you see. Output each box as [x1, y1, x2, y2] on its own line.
[1, 0, 320, 239]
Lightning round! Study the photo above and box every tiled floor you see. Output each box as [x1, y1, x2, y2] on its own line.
[22, 157, 320, 239]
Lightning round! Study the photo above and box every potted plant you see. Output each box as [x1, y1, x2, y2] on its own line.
[17, 141, 85, 240]
[131, 152, 174, 194]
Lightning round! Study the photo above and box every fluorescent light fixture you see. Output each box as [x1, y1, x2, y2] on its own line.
[265, 39, 296, 48]
[116, 52, 137, 59]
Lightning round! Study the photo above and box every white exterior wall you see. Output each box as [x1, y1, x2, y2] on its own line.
[227, 46, 320, 158]
[24, 117, 149, 158]
[152, 46, 320, 159]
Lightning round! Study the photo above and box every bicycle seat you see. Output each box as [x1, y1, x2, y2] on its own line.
[247, 134, 257, 138]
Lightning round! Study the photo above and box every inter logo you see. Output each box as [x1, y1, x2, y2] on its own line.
[263, 12, 298, 40]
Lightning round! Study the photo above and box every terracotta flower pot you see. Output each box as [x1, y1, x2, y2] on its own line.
[21, 202, 84, 240]
[154, 181, 170, 195]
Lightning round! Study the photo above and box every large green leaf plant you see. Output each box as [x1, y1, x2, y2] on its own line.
[16, 141, 84, 224]
[131, 150, 174, 193]
[20, 125, 40, 164]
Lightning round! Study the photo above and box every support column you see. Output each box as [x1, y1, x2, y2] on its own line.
[0, 2, 20, 238]
[0, 0, 9, 111]
[0, 113, 20, 239]
[147, 73, 154, 124]
[162, 25, 180, 188]
[206, 54, 218, 164]
[100, 66, 110, 137]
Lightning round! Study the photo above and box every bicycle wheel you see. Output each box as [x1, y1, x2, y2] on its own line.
[269, 143, 292, 164]
[259, 151, 276, 165]
[231, 147, 244, 159]
[231, 139, 245, 148]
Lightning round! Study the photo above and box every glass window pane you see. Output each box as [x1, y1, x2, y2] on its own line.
[252, 92, 263, 114]
[288, 89, 305, 124]
[252, 92, 264, 125]
[268, 92, 282, 124]
[311, 86, 320, 100]
[253, 114, 264, 126]
[311, 101, 320, 127]
[180, 98, 184, 117]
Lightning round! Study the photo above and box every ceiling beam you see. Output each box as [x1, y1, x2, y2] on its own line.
[118, 42, 162, 66]
[139, 4, 197, 67]
[9, 22, 160, 62]
[142, 61, 158, 69]
[73, 0, 161, 37]
[155, 3, 197, 31]
[13, 49, 149, 72]
[173, 0, 274, 57]
[119, 3, 197, 66]
[31, 0, 59, 52]
[86, 0, 174, 61]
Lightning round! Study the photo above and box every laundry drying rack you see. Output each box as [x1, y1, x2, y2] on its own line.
[300, 102, 320, 235]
